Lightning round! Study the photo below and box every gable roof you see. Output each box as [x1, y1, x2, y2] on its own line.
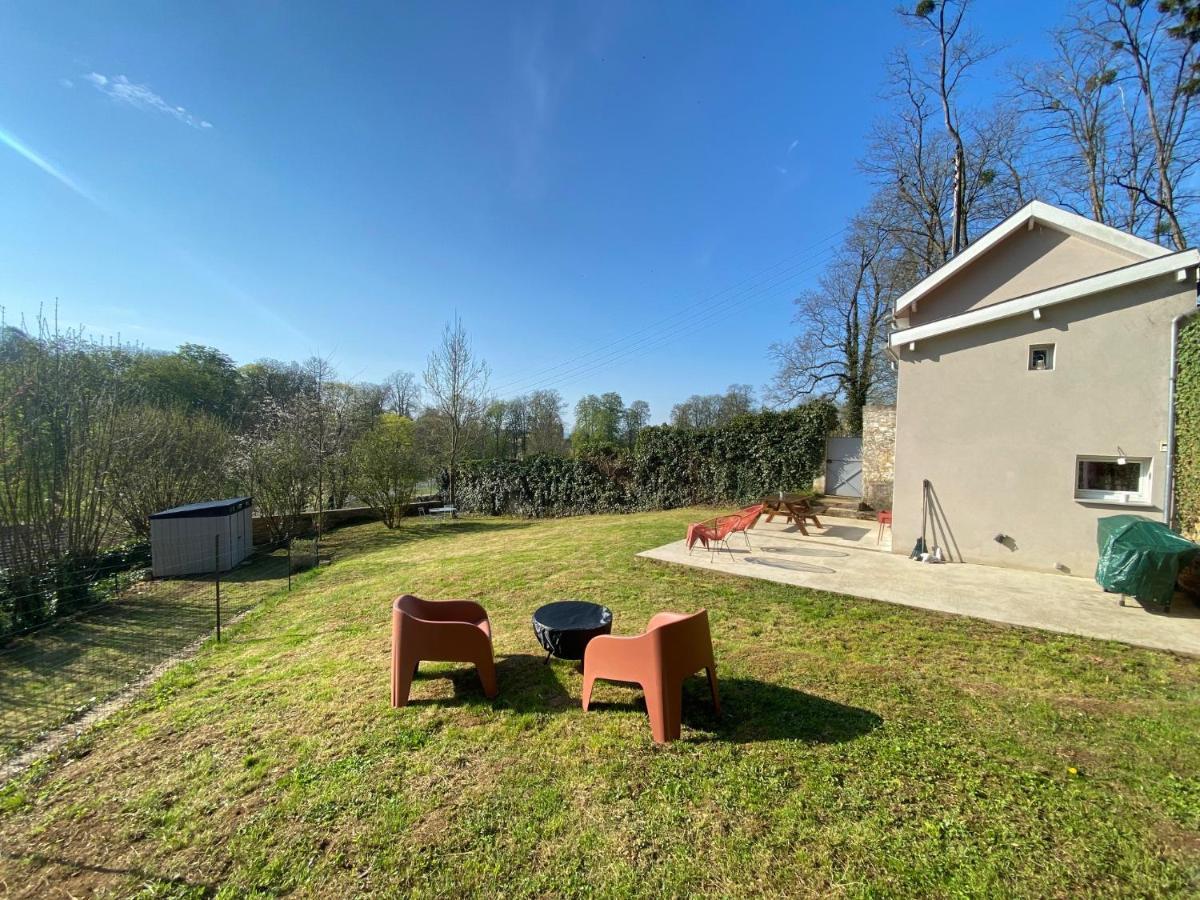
[893, 200, 1171, 317]
[888, 247, 1199, 349]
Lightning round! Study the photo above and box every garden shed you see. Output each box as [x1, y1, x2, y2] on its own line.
[150, 497, 253, 577]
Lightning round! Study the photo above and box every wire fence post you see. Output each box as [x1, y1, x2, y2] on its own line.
[214, 533, 222, 642]
[287, 537, 293, 592]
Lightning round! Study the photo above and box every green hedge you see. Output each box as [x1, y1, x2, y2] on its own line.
[1176, 316, 1200, 539]
[453, 402, 838, 517]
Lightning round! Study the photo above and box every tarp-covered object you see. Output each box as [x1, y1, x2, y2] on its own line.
[1095, 515, 1200, 608]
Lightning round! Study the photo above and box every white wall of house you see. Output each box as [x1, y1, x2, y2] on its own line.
[906, 225, 1142, 327]
[893, 271, 1195, 575]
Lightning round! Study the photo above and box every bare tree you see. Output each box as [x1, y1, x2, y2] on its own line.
[863, 65, 955, 273]
[303, 356, 335, 549]
[670, 387, 754, 430]
[323, 381, 386, 509]
[1160, 0, 1200, 97]
[423, 317, 489, 510]
[384, 370, 422, 419]
[622, 399, 651, 446]
[864, 54, 1028, 277]
[503, 397, 531, 458]
[768, 219, 906, 434]
[1016, 20, 1123, 224]
[1092, 0, 1198, 248]
[899, 0, 999, 255]
[1018, 1, 1198, 245]
[525, 389, 567, 456]
[234, 391, 317, 543]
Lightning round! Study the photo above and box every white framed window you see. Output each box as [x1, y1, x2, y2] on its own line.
[1075, 456, 1152, 504]
[1029, 344, 1055, 371]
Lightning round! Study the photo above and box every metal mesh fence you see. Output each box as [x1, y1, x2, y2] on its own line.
[0, 539, 309, 761]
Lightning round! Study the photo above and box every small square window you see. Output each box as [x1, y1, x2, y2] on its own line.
[1029, 344, 1055, 371]
[1075, 456, 1151, 504]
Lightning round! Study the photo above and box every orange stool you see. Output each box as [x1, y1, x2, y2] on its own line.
[876, 509, 892, 544]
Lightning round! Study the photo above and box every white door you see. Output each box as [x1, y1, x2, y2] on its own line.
[825, 437, 863, 497]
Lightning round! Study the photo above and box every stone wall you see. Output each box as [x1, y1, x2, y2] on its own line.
[861, 405, 896, 511]
[250, 498, 440, 545]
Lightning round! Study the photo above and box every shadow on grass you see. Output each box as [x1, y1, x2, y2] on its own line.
[587, 676, 881, 744]
[695, 676, 881, 744]
[405, 653, 574, 713]
[405, 661, 882, 745]
[145, 555, 288, 587]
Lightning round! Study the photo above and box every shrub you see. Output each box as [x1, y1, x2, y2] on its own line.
[454, 401, 837, 517]
[1175, 316, 1200, 539]
[0, 541, 151, 640]
[351, 414, 422, 528]
[453, 452, 637, 517]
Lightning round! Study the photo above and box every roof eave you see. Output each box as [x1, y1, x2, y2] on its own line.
[892, 201, 1172, 316]
[889, 249, 1199, 349]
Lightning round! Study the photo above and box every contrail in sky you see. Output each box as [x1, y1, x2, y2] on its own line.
[0, 123, 314, 346]
[0, 126, 98, 205]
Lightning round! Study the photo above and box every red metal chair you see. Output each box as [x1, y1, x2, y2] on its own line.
[687, 504, 763, 559]
[686, 514, 741, 561]
[876, 509, 892, 544]
[390, 594, 498, 707]
[728, 503, 764, 550]
[582, 609, 720, 743]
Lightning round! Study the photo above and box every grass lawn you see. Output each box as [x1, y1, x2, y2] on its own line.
[0, 549, 292, 760]
[1, 510, 1198, 897]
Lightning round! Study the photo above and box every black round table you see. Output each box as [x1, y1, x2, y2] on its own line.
[532, 600, 613, 663]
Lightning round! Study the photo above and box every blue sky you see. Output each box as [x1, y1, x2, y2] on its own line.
[0, 1, 1069, 422]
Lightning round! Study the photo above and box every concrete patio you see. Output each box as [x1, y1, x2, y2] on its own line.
[639, 516, 1200, 656]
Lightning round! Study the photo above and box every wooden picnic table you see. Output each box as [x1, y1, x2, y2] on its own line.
[760, 494, 824, 537]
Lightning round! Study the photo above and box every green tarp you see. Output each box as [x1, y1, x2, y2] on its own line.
[1095, 515, 1199, 608]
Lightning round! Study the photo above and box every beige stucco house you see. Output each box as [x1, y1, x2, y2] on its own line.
[888, 201, 1199, 575]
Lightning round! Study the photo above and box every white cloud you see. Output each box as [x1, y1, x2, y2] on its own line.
[59, 77, 74, 89]
[85, 72, 212, 129]
[787, 139, 799, 155]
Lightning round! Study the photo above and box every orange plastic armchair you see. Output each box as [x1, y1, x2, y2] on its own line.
[581, 609, 719, 743]
[390, 594, 498, 707]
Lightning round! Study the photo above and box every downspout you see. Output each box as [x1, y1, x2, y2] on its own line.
[1165, 293, 1200, 527]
